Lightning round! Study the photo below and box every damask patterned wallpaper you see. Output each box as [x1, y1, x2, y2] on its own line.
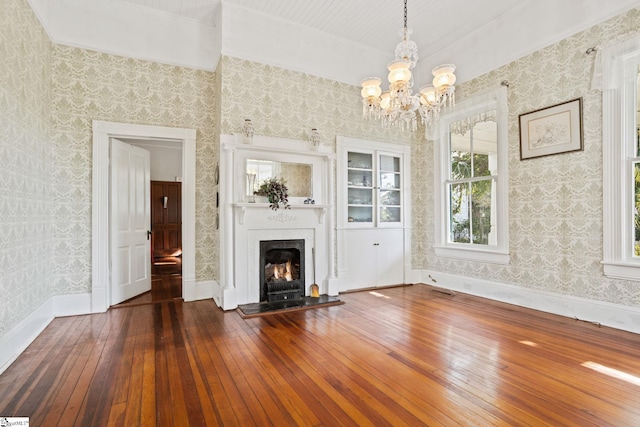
[219, 56, 414, 144]
[50, 47, 218, 293]
[425, 8, 640, 308]
[0, 0, 54, 336]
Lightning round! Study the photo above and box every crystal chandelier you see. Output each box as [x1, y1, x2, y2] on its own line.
[360, 0, 457, 132]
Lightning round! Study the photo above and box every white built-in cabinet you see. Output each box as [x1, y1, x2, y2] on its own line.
[336, 136, 411, 292]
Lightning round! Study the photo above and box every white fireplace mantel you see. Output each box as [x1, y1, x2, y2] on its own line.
[217, 134, 337, 310]
[233, 203, 329, 225]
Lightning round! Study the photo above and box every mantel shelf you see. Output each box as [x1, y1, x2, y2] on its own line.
[232, 203, 330, 225]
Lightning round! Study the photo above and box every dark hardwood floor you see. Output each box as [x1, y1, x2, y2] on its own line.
[1, 284, 640, 426]
[115, 271, 182, 308]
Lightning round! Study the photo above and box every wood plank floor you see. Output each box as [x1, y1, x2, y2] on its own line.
[1, 284, 640, 426]
[114, 274, 182, 308]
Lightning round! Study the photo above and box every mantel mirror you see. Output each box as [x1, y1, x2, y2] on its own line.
[246, 159, 313, 198]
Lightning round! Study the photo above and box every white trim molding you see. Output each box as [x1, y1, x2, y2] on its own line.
[600, 36, 640, 281]
[0, 299, 53, 374]
[0, 292, 91, 375]
[423, 270, 640, 335]
[28, 0, 218, 71]
[434, 86, 509, 264]
[218, 134, 336, 310]
[92, 121, 197, 312]
[335, 136, 412, 292]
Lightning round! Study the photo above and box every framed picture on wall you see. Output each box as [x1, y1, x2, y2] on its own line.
[519, 98, 583, 160]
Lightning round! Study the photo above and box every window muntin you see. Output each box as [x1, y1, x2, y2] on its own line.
[447, 116, 498, 247]
[434, 86, 509, 264]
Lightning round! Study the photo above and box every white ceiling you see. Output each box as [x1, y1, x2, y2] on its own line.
[30, 0, 640, 84]
[117, 0, 523, 60]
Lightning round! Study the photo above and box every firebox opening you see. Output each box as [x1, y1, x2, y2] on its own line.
[260, 239, 305, 303]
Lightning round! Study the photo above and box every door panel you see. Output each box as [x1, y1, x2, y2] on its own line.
[342, 230, 375, 291]
[151, 181, 182, 257]
[341, 229, 404, 292]
[111, 139, 151, 305]
[376, 229, 404, 286]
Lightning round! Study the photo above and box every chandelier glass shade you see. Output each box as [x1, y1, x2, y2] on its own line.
[361, 0, 456, 132]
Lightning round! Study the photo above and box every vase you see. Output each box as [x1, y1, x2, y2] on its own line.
[246, 173, 256, 203]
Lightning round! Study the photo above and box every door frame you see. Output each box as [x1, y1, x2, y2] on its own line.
[92, 120, 197, 312]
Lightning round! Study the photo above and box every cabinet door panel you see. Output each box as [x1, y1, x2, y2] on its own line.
[343, 231, 376, 291]
[376, 229, 404, 286]
[342, 229, 404, 291]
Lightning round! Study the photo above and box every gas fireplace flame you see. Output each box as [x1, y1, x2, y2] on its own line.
[273, 260, 294, 281]
[266, 259, 297, 283]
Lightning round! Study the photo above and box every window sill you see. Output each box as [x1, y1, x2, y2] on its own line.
[434, 246, 510, 265]
[602, 261, 640, 282]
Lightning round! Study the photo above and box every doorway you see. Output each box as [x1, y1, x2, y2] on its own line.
[91, 121, 196, 313]
[151, 180, 182, 275]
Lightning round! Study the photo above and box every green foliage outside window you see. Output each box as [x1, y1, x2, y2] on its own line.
[634, 164, 640, 256]
[449, 138, 494, 245]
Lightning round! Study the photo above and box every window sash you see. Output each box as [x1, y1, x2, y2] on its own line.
[434, 86, 509, 264]
[446, 176, 496, 246]
[601, 42, 640, 280]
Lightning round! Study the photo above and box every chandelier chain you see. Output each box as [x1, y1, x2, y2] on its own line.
[403, 0, 408, 30]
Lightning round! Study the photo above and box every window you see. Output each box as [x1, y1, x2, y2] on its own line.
[601, 36, 640, 280]
[434, 86, 509, 264]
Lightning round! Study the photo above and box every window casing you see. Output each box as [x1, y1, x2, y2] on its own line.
[434, 86, 509, 264]
[602, 39, 640, 281]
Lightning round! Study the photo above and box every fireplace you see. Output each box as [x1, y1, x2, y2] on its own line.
[218, 133, 336, 309]
[259, 239, 305, 302]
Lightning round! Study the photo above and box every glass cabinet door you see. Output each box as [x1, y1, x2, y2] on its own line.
[345, 150, 403, 226]
[378, 154, 401, 224]
[347, 151, 373, 224]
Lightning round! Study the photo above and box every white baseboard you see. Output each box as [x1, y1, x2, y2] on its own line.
[423, 270, 640, 335]
[405, 268, 423, 284]
[327, 277, 340, 296]
[222, 287, 237, 311]
[0, 299, 54, 374]
[182, 277, 196, 302]
[10, 271, 636, 376]
[0, 284, 223, 375]
[0, 293, 94, 374]
[195, 280, 216, 301]
[210, 280, 222, 307]
[53, 293, 92, 317]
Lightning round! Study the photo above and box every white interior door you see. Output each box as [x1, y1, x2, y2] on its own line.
[111, 139, 151, 305]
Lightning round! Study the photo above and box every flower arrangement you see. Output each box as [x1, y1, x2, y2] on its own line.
[255, 177, 290, 210]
